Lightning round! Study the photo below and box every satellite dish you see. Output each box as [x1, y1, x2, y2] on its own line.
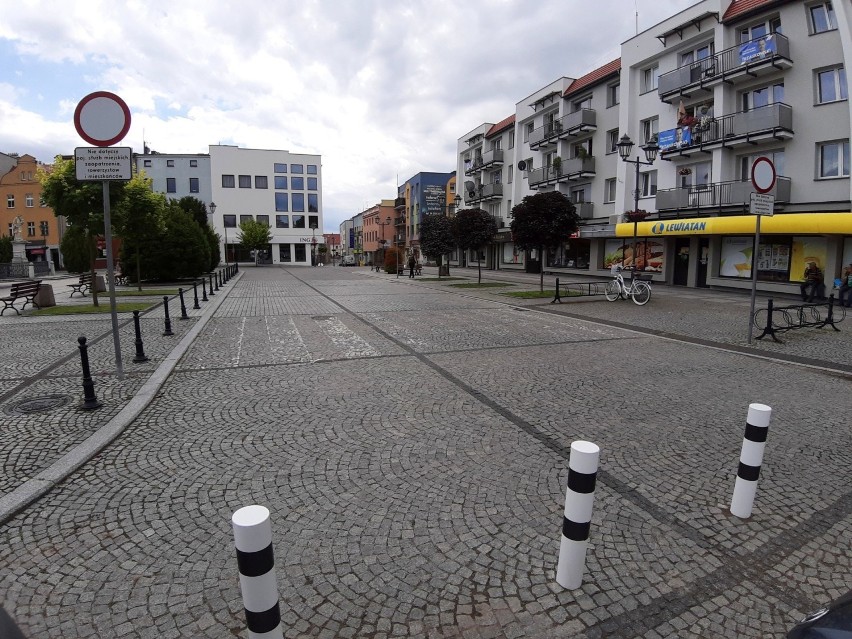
[517, 160, 527, 171]
[464, 180, 475, 191]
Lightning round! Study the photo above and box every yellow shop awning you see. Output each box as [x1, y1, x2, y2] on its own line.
[615, 212, 852, 237]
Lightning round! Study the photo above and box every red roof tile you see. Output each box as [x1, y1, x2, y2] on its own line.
[722, 0, 781, 22]
[563, 58, 621, 97]
[486, 115, 515, 138]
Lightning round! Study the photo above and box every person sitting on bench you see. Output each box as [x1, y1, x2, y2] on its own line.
[800, 262, 823, 303]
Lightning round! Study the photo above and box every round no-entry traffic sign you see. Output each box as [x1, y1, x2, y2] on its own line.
[74, 91, 131, 147]
[751, 156, 776, 194]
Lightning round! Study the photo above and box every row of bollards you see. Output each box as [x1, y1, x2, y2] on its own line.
[556, 402, 773, 589]
[76, 264, 240, 409]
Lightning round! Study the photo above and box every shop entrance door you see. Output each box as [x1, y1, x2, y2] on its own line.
[673, 238, 690, 286]
[696, 238, 710, 287]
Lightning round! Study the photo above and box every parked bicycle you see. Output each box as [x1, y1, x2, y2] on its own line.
[605, 266, 652, 305]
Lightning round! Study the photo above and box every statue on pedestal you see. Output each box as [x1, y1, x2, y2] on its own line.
[11, 215, 24, 242]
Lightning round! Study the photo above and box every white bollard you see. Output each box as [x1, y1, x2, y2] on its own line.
[730, 403, 772, 519]
[232, 505, 283, 639]
[556, 440, 600, 589]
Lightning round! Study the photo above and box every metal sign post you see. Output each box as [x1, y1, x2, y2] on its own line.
[73, 92, 132, 379]
[747, 157, 776, 345]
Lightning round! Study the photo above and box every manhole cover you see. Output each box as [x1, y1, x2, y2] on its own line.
[4, 395, 71, 415]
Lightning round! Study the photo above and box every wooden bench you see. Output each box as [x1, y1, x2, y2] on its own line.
[1, 280, 42, 315]
[68, 273, 94, 297]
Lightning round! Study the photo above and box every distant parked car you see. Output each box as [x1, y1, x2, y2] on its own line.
[787, 590, 852, 638]
[341, 255, 355, 266]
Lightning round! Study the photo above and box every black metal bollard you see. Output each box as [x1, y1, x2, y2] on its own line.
[552, 277, 562, 304]
[223, 267, 228, 283]
[178, 287, 189, 320]
[202, 277, 208, 302]
[192, 281, 200, 310]
[162, 296, 174, 336]
[214, 271, 220, 291]
[132, 310, 149, 363]
[77, 336, 102, 410]
[209, 273, 216, 295]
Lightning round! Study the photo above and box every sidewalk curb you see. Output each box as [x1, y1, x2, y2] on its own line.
[0, 272, 242, 526]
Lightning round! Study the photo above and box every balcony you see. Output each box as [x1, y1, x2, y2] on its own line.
[655, 176, 791, 213]
[468, 182, 504, 204]
[575, 202, 595, 219]
[464, 156, 484, 176]
[658, 33, 792, 103]
[528, 157, 596, 188]
[529, 122, 559, 150]
[394, 197, 406, 210]
[659, 103, 794, 158]
[480, 149, 504, 169]
[557, 108, 596, 140]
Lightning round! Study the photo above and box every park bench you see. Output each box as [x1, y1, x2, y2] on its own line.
[0, 280, 42, 315]
[752, 295, 846, 343]
[68, 273, 94, 297]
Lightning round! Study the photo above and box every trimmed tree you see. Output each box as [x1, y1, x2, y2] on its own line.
[238, 219, 272, 265]
[510, 191, 580, 291]
[176, 196, 220, 271]
[0, 236, 12, 263]
[419, 213, 455, 278]
[116, 173, 166, 289]
[451, 208, 497, 284]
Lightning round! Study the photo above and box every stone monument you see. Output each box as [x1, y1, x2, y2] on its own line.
[10, 215, 27, 263]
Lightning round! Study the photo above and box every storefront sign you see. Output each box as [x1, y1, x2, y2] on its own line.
[493, 231, 513, 242]
[616, 213, 852, 237]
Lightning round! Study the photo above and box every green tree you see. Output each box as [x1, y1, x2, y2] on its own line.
[149, 203, 210, 279]
[384, 246, 404, 274]
[317, 244, 328, 265]
[419, 214, 455, 278]
[59, 225, 92, 273]
[175, 197, 220, 270]
[0, 236, 11, 263]
[238, 219, 272, 265]
[451, 208, 497, 284]
[116, 174, 166, 289]
[510, 191, 580, 291]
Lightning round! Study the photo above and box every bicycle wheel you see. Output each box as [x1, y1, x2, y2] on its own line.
[631, 282, 651, 306]
[605, 280, 622, 302]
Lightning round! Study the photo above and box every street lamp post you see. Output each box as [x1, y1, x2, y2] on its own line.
[310, 222, 317, 266]
[210, 202, 227, 267]
[617, 134, 658, 274]
[376, 215, 391, 273]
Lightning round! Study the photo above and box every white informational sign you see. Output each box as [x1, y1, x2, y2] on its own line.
[75, 147, 132, 181]
[750, 192, 775, 216]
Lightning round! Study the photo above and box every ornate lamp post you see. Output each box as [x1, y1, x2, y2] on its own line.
[210, 202, 226, 267]
[617, 134, 658, 273]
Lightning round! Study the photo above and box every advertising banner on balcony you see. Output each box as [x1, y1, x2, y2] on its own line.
[739, 34, 776, 64]
[658, 127, 692, 151]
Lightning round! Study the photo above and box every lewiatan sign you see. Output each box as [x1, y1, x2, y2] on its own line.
[615, 213, 852, 237]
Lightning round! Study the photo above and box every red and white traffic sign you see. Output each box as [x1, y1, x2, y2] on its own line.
[74, 91, 131, 147]
[751, 156, 776, 194]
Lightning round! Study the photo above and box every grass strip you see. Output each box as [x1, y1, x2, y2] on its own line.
[417, 277, 467, 282]
[113, 289, 180, 297]
[448, 282, 514, 289]
[30, 302, 156, 316]
[502, 290, 580, 299]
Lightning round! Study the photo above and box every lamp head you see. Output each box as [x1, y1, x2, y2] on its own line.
[617, 134, 634, 161]
[209, 202, 217, 214]
[642, 139, 659, 163]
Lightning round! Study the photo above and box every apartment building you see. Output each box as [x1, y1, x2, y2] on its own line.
[209, 145, 323, 266]
[395, 172, 456, 261]
[362, 200, 397, 266]
[454, 0, 852, 294]
[134, 151, 212, 204]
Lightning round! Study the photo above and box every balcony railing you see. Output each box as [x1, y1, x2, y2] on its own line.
[481, 149, 504, 169]
[468, 182, 504, 203]
[660, 103, 794, 157]
[557, 108, 596, 139]
[658, 33, 792, 102]
[464, 156, 484, 176]
[528, 157, 596, 187]
[655, 176, 791, 212]
[575, 202, 595, 219]
[529, 122, 559, 149]
[393, 197, 406, 209]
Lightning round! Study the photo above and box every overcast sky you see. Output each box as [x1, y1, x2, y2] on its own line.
[0, 0, 697, 233]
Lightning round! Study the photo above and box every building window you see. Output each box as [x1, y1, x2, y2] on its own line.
[40, 221, 49, 236]
[572, 95, 592, 113]
[274, 163, 287, 173]
[279, 244, 292, 262]
[817, 140, 850, 178]
[642, 65, 659, 93]
[166, 177, 176, 193]
[27, 222, 35, 237]
[307, 164, 317, 174]
[740, 151, 785, 181]
[257, 215, 269, 226]
[291, 163, 304, 174]
[295, 244, 306, 262]
[494, 138, 502, 150]
[607, 129, 619, 154]
[604, 178, 617, 203]
[190, 159, 198, 167]
[680, 42, 714, 67]
[571, 139, 592, 159]
[308, 215, 319, 229]
[25, 194, 34, 207]
[222, 174, 235, 188]
[292, 193, 305, 212]
[6, 194, 14, 208]
[166, 160, 175, 167]
[238, 175, 251, 188]
[240, 214, 253, 224]
[641, 116, 659, 143]
[308, 194, 318, 212]
[742, 82, 784, 111]
[809, 2, 837, 33]
[255, 175, 268, 189]
[739, 18, 782, 43]
[525, 122, 534, 142]
[491, 169, 501, 184]
[816, 67, 847, 104]
[274, 176, 288, 190]
[143, 159, 152, 167]
[223, 215, 237, 228]
[189, 177, 199, 193]
[275, 193, 289, 212]
[291, 176, 304, 190]
[276, 215, 289, 228]
[292, 214, 305, 228]
[607, 83, 620, 107]
[508, 165, 514, 184]
[641, 171, 657, 197]
[307, 177, 317, 190]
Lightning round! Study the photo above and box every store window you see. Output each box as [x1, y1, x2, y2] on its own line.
[294, 244, 306, 261]
[547, 239, 590, 270]
[279, 244, 292, 262]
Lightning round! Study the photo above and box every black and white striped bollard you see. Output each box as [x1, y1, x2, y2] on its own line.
[232, 505, 283, 639]
[556, 440, 600, 589]
[730, 403, 772, 519]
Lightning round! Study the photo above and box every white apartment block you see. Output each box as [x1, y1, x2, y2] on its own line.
[134, 152, 212, 205]
[209, 145, 323, 266]
[456, 0, 852, 295]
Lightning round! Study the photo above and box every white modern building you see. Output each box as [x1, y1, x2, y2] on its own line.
[455, 0, 852, 295]
[209, 145, 323, 266]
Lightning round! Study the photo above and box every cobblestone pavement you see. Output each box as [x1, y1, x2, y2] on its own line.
[0, 266, 849, 638]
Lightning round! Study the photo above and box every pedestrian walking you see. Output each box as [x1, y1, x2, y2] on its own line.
[838, 263, 852, 307]
[800, 262, 823, 302]
[408, 255, 416, 278]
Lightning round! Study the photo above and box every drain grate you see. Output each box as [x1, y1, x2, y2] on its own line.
[4, 395, 71, 415]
